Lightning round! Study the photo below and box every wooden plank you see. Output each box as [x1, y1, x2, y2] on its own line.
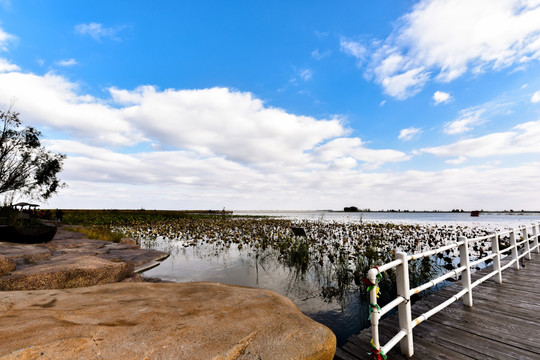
[424, 289, 540, 319]
[334, 347, 362, 360]
[409, 316, 535, 360]
[411, 300, 540, 353]
[337, 254, 540, 359]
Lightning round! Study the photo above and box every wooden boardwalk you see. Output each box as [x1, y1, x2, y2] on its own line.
[335, 253, 540, 360]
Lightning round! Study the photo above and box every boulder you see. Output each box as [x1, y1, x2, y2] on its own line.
[0, 282, 336, 359]
[0, 255, 15, 276]
[0, 229, 168, 290]
[0, 255, 133, 291]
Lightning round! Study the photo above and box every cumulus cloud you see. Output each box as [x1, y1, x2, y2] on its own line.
[433, 90, 451, 104]
[532, 90, 540, 103]
[0, 63, 411, 179]
[421, 120, 540, 158]
[3, 63, 534, 210]
[398, 127, 422, 141]
[75, 23, 124, 41]
[365, 0, 540, 98]
[45, 139, 261, 188]
[314, 137, 410, 169]
[0, 71, 145, 145]
[444, 108, 486, 135]
[56, 59, 77, 67]
[109, 86, 350, 166]
[47, 140, 540, 211]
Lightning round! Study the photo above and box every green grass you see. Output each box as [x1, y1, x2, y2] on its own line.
[64, 225, 126, 242]
[58, 209, 234, 226]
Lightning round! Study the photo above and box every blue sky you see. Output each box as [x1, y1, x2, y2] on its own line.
[1, 0, 540, 210]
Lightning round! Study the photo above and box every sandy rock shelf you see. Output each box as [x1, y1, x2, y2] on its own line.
[0, 229, 168, 290]
[0, 282, 336, 359]
[0, 229, 337, 359]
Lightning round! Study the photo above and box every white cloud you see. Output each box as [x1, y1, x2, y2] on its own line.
[367, 0, 540, 98]
[314, 137, 410, 169]
[74, 23, 124, 41]
[108, 85, 350, 166]
[421, 120, 540, 158]
[0, 71, 145, 146]
[433, 90, 451, 104]
[445, 156, 467, 165]
[398, 127, 422, 141]
[56, 59, 77, 67]
[2, 64, 533, 210]
[340, 38, 367, 62]
[531, 90, 540, 103]
[0, 58, 18, 72]
[444, 108, 486, 135]
[288, 68, 314, 85]
[0, 27, 15, 52]
[311, 49, 331, 60]
[0, 63, 410, 176]
[47, 143, 540, 211]
[299, 68, 313, 81]
[378, 64, 429, 99]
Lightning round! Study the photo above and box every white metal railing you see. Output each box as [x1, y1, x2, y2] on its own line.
[365, 222, 540, 359]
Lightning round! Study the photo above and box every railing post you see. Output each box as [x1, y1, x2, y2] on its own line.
[458, 236, 473, 307]
[523, 227, 531, 260]
[532, 223, 539, 254]
[395, 252, 413, 357]
[510, 229, 520, 270]
[490, 232, 502, 284]
[368, 268, 381, 355]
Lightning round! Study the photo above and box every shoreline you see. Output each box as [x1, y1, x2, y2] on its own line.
[0, 227, 337, 359]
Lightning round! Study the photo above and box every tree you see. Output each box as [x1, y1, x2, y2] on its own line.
[0, 106, 65, 202]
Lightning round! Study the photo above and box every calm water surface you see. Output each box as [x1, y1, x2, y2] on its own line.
[142, 211, 540, 346]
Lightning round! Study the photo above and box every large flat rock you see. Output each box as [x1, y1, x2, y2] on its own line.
[0, 255, 133, 290]
[0, 282, 336, 359]
[0, 228, 169, 290]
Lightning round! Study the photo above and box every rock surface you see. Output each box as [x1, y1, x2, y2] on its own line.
[0, 255, 133, 290]
[0, 282, 336, 360]
[0, 228, 168, 290]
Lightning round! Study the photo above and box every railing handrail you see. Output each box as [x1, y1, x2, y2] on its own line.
[366, 222, 540, 358]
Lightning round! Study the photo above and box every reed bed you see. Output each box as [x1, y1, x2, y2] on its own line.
[115, 218, 495, 301]
[62, 210, 517, 343]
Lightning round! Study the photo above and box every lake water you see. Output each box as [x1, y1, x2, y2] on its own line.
[141, 211, 540, 346]
[233, 210, 540, 227]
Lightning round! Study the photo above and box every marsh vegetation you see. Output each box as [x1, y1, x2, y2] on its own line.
[59, 209, 526, 345]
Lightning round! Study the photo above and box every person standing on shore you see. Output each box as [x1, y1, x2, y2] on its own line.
[55, 209, 64, 222]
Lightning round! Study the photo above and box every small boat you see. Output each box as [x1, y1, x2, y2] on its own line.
[470, 210, 480, 217]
